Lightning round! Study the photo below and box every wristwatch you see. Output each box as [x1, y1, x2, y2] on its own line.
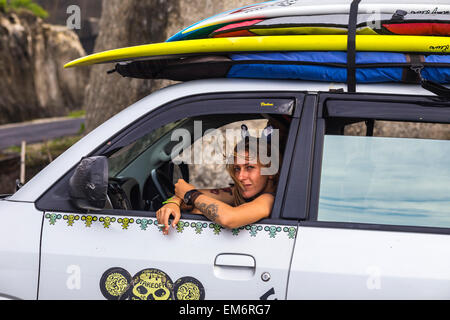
[184, 189, 202, 206]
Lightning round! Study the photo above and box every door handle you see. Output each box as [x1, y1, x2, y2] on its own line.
[214, 253, 256, 280]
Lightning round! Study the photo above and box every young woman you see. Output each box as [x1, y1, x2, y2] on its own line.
[156, 132, 280, 235]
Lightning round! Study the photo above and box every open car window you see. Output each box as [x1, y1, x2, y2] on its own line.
[105, 113, 291, 213]
[35, 94, 298, 216]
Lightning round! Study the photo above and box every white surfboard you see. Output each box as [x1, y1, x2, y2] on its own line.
[168, 0, 450, 41]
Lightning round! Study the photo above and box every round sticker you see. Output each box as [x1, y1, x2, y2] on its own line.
[130, 268, 174, 300]
[173, 276, 205, 300]
[99, 267, 132, 300]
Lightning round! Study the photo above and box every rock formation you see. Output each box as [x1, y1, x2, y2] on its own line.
[0, 10, 89, 125]
[34, 0, 103, 54]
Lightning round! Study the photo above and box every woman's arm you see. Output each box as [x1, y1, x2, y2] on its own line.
[170, 190, 234, 215]
[197, 187, 234, 206]
[174, 179, 274, 229]
[192, 193, 274, 229]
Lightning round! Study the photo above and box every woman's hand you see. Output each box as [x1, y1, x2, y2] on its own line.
[156, 203, 181, 235]
[175, 179, 196, 200]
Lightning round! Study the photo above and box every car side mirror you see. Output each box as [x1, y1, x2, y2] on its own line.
[69, 156, 108, 211]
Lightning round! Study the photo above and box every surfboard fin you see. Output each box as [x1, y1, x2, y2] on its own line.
[391, 10, 407, 21]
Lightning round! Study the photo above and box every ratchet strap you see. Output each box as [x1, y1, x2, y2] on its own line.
[411, 64, 450, 99]
[421, 78, 450, 99]
[347, 0, 361, 93]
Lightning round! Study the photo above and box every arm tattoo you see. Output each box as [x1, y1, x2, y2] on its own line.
[196, 202, 219, 222]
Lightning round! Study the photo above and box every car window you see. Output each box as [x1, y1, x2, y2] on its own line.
[35, 95, 296, 215]
[104, 113, 290, 213]
[318, 120, 450, 228]
[108, 119, 186, 177]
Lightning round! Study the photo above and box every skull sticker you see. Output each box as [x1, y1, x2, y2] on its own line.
[100, 268, 205, 301]
[130, 269, 174, 300]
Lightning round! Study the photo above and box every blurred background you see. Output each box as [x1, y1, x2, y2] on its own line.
[0, 0, 262, 194]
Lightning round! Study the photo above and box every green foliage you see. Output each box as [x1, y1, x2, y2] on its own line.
[0, 0, 7, 13]
[78, 122, 85, 135]
[68, 109, 86, 119]
[40, 136, 82, 157]
[6, 0, 49, 19]
[5, 135, 82, 166]
[5, 145, 21, 153]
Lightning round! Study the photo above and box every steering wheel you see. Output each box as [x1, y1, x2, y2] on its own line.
[107, 179, 133, 210]
[151, 169, 175, 200]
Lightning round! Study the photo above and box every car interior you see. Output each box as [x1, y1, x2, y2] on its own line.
[103, 113, 291, 213]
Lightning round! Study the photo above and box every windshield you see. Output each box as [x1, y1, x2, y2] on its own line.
[108, 119, 186, 177]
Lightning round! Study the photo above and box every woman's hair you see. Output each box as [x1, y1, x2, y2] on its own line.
[225, 136, 281, 206]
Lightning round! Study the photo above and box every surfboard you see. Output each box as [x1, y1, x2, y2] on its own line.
[209, 14, 450, 38]
[168, 0, 450, 41]
[110, 51, 450, 84]
[64, 35, 450, 68]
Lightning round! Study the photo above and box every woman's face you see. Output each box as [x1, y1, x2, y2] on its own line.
[233, 152, 269, 199]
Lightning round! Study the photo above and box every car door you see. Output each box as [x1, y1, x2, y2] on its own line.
[286, 93, 450, 299]
[36, 92, 304, 300]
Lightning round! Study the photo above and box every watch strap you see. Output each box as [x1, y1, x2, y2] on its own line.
[184, 189, 198, 206]
[190, 191, 203, 205]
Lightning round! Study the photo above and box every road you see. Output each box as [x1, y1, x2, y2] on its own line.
[0, 118, 85, 150]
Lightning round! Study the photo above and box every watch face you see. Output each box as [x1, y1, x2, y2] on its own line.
[184, 192, 190, 205]
[184, 189, 197, 205]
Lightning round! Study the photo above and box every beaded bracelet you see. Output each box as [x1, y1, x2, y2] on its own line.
[162, 197, 181, 207]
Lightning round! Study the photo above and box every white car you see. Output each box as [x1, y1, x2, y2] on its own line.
[0, 79, 449, 300]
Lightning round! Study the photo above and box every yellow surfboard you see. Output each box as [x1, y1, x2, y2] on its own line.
[64, 35, 450, 68]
